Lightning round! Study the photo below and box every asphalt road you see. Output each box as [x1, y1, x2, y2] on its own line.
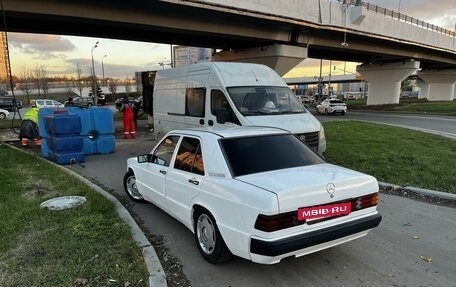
[316, 111, 456, 139]
[68, 114, 456, 287]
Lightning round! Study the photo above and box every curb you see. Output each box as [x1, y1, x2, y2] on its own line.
[379, 181, 456, 201]
[4, 143, 167, 287]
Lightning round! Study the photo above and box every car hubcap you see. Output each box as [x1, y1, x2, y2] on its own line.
[196, 214, 216, 255]
[126, 176, 142, 200]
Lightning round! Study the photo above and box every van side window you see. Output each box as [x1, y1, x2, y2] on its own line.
[185, 88, 205, 117]
[211, 90, 228, 115]
[174, 137, 205, 175]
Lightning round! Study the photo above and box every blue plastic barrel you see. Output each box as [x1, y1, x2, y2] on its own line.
[67, 106, 115, 154]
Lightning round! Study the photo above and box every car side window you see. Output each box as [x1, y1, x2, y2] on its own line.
[152, 135, 180, 167]
[174, 137, 205, 175]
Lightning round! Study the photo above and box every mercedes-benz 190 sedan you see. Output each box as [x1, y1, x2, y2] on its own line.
[123, 126, 381, 264]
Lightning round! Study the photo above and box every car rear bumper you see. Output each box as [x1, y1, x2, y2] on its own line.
[250, 213, 382, 258]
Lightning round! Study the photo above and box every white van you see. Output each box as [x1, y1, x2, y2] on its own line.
[153, 62, 326, 155]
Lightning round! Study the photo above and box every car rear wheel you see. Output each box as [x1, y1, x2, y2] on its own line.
[194, 209, 232, 264]
[324, 109, 329, 115]
[123, 169, 145, 202]
[341, 110, 346, 115]
[0, 112, 6, 119]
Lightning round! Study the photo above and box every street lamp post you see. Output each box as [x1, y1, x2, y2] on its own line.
[91, 41, 99, 105]
[102, 54, 107, 87]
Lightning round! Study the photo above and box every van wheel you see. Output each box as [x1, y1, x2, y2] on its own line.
[194, 209, 232, 264]
[123, 170, 145, 202]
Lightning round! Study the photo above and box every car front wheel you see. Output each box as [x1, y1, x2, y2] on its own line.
[194, 209, 232, 264]
[0, 112, 6, 119]
[123, 169, 145, 202]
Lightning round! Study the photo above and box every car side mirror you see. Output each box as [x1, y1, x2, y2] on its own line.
[216, 108, 231, 124]
[137, 154, 152, 163]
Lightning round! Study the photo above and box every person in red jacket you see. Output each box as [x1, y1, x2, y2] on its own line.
[119, 96, 136, 139]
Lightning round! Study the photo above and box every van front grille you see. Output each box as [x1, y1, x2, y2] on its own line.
[295, 132, 319, 150]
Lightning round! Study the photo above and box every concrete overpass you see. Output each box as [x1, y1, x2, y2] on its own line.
[285, 74, 362, 85]
[1, 0, 455, 104]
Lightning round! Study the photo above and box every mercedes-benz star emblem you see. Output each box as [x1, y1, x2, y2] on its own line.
[326, 183, 336, 198]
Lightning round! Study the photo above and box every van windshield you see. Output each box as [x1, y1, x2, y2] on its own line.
[226, 86, 306, 116]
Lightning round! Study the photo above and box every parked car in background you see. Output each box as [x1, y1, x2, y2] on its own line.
[65, 96, 95, 107]
[35, 99, 64, 109]
[0, 97, 22, 112]
[123, 126, 381, 264]
[0, 108, 10, 119]
[316, 99, 347, 115]
[0, 90, 9, 96]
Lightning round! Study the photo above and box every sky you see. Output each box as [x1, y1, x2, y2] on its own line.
[6, 0, 456, 80]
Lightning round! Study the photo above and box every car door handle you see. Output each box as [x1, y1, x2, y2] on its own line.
[159, 169, 167, 175]
[188, 178, 199, 185]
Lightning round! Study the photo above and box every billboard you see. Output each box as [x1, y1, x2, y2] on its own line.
[173, 46, 213, 67]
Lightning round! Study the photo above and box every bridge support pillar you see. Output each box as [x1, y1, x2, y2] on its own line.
[417, 70, 456, 101]
[356, 61, 420, 105]
[213, 44, 307, 76]
[415, 79, 429, 99]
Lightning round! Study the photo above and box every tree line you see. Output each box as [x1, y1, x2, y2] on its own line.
[1, 64, 140, 104]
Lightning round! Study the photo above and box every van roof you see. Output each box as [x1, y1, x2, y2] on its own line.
[158, 62, 287, 87]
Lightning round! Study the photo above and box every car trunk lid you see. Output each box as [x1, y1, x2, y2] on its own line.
[236, 163, 377, 213]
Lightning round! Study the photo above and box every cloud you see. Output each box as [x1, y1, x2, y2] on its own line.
[60, 58, 148, 78]
[8, 33, 76, 60]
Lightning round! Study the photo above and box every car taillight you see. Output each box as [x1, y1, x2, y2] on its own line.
[351, 193, 379, 210]
[254, 193, 379, 232]
[254, 212, 305, 232]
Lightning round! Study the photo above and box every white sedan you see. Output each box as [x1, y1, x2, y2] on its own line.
[0, 108, 10, 119]
[316, 99, 347, 115]
[123, 126, 381, 264]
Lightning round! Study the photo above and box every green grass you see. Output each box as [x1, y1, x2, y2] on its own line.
[0, 119, 21, 129]
[323, 121, 456, 193]
[346, 98, 456, 115]
[0, 144, 148, 286]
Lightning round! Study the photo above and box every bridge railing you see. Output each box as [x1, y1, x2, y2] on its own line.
[365, 3, 455, 37]
[342, 0, 455, 37]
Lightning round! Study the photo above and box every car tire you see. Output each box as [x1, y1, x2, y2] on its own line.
[324, 109, 328, 115]
[341, 110, 346, 115]
[87, 103, 93, 107]
[193, 209, 232, 264]
[123, 169, 145, 203]
[0, 112, 5, 119]
[316, 108, 320, 115]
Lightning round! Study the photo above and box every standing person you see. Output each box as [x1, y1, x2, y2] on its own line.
[65, 97, 74, 107]
[19, 101, 41, 147]
[133, 95, 142, 130]
[119, 96, 136, 139]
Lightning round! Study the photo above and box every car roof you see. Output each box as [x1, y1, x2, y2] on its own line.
[168, 126, 289, 139]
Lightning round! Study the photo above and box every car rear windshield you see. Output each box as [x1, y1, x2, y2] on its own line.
[220, 134, 325, 177]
